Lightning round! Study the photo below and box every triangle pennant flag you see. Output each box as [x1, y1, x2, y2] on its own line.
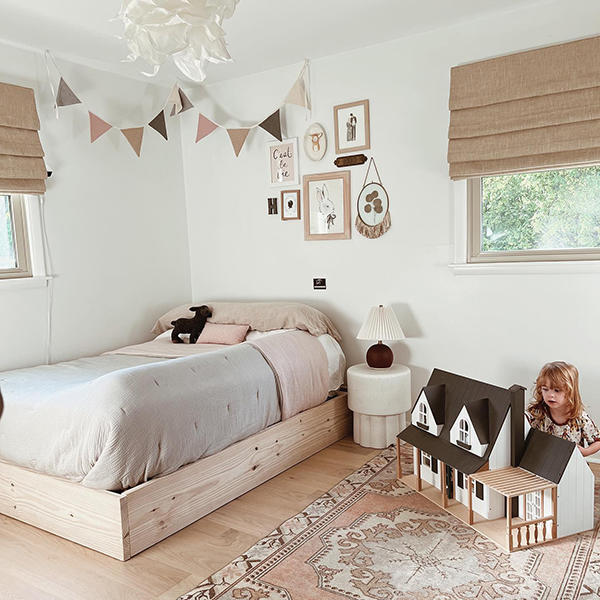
[121, 127, 144, 157]
[56, 77, 81, 107]
[167, 84, 183, 116]
[89, 112, 112, 143]
[227, 128, 250, 157]
[178, 88, 194, 113]
[149, 110, 168, 140]
[196, 113, 218, 142]
[258, 109, 282, 141]
[285, 76, 311, 110]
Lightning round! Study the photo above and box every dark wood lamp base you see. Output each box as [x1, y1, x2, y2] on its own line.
[366, 342, 393, 368]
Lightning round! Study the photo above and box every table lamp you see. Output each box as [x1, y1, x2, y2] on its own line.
[357, 304, 405, 368]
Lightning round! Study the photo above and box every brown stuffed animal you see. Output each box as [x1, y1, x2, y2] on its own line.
[171, 305, 212, 344]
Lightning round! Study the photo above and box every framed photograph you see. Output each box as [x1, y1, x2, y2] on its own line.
[281, 190, 300, 220]
[303, 170, 351, 240]
[267, 138, 299, 186]
[333, 99, 370, 155]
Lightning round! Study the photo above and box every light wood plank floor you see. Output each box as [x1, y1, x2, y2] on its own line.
[0, 437, 379, 600]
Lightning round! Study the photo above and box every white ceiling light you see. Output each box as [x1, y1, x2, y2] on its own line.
[117, 0, 240, 82]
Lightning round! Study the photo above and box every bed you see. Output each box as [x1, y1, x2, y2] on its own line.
[0, 302, 351, 560]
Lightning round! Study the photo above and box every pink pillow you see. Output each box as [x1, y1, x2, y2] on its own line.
[196, 322, 250, 345]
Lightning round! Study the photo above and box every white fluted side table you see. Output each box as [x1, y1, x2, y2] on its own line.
[347, 363, 411, 448]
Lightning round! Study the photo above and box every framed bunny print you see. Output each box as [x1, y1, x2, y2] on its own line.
[302, 171, 351, 240]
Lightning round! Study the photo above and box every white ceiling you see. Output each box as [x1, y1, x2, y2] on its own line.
[0, 0, 552, 85]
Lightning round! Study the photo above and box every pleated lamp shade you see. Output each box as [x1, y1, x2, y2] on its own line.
[357, 305, 405, 368]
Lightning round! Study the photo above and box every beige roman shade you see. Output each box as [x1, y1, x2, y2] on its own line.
[0, 82, 47, 193]
[448, 35, 600, 180]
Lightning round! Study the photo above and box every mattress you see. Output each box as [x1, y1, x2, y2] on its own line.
[0, 331, 345, 490]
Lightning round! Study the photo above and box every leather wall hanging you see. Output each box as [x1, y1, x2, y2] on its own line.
[355, 157, 391, 239]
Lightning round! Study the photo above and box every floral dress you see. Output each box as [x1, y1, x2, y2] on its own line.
[526, 407, 600, 446]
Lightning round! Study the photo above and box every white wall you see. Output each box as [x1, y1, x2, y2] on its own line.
[0, 42, 192, 370]
[179, 0, 600, 418]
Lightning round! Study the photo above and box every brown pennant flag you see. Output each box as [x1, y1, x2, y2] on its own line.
[56, 77, 81, 107]
[89, 112, 112, 143]
[178, 88, 193, 113]
[285, 76, 311, 110]
[121, 127, 144, 157]
[196, 113, 218, 142]
[149, 110, 168, 140]
[259, 110, 282, 141]
[227, 128, 250, 157]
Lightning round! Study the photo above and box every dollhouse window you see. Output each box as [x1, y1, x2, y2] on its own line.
[418, 402, 428, 426]
[422, 452, 431, 468]
[472, 481, 484, 500]
[457, 471, 464, 489]
[526, 491, 542, 521]
[458, 419, 470, 445]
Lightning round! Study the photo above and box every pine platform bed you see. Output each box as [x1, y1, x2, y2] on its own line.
[0, 392, 350, 560]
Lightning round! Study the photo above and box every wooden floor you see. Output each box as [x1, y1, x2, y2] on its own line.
[0, 437, 379, 600]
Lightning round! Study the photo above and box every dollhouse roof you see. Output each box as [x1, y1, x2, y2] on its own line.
[518, 428, 575, 484]
[422, 384, 445, 424]
[465, 397, 489, 444]
[399, 369, 519, 475]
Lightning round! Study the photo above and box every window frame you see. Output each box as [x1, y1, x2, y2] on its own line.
[467, 175, 600, 263]
[418, 402, 428, 427]
[525, 490, 542, 521]
[458, 419, 470, 445]
[0, 193, 32, 279]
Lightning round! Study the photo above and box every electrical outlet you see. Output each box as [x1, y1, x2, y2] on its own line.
[313, 278, 326, 290]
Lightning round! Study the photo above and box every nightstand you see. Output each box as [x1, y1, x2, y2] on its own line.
[347, 363, 411, 448]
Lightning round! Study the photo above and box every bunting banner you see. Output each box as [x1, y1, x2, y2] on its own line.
[121, 127, 144, 157]
[259, 110, 282, 142]
[148, 110, 168, 140]
[56, 78, 81, 107]
[89, 112, 112, 143]
[227, 128, 250, 157]
[196, 113, 218, 143]
[46, 51, 310, 158]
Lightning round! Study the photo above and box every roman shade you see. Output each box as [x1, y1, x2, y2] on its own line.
[0, 82, 47, 193]
[448, 35, 600, 180]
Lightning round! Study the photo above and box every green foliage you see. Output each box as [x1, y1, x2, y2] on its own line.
[481, 166, 600, 252]
[0, 196, 16, 269]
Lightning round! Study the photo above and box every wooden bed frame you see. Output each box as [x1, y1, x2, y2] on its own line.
[0, 392, 350, 560]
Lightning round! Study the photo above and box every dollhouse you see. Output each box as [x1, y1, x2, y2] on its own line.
[397, 369, 594, 551]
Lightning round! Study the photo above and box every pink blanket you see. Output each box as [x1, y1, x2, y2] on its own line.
[248, 331, 329, 420]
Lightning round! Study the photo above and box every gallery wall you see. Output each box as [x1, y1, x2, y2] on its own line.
[0, 42, 192, 370]
[179, 0, 600, 413]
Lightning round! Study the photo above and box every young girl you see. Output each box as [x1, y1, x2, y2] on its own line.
[527, 361, 600, 457]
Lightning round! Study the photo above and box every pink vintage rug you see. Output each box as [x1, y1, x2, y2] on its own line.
[179, 445, 600, 599]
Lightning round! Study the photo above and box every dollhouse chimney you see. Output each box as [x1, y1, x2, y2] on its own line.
[509, 384, 526, 466]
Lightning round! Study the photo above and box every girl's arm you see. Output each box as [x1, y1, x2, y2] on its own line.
[578, 440, 600, 457]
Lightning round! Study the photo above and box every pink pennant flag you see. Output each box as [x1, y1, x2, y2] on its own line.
[227, 128, 250, 157]
[89, 112, 112, 143]
[121, 127, 144, 157]
[196, 113, 218, 143]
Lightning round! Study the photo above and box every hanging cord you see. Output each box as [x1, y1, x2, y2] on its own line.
[304, 58, 312, 121]
[39, 195, 55, 364]
[361, 157, 383, 188]
[44, 50, 60, 119]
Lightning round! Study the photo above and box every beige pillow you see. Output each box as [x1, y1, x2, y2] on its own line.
[152, 301, 342, 342]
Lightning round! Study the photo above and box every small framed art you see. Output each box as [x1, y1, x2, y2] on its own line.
[281, 190, 301, 220]
[333, 99, 370, 155]
[302, 170, 351, 240]
[267, 138, 299, 186]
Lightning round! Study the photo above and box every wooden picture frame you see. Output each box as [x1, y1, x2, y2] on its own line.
[303, 171, 351, 240]
[267, 138, 299, 186]
[333, 99, 370, 155]
[281, 190, 301, 220]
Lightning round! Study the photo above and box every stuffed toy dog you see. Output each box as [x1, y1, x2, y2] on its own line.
[171, 305, 212, 344]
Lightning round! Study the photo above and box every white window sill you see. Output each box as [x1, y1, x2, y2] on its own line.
[449, 261, 600, 275]
[0, 275, 52, 290]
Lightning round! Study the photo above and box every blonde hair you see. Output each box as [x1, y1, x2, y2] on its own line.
[528, 361, 582, 421]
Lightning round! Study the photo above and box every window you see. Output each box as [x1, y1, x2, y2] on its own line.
[418, 402, 428, 426]
[430, 458, 438, 474]
[473, 481, 484, 500]
[458, 419, 470, 445]
[457, 471, 464, 489]
[468, 165, 600, 263]
[526, 491, 542, 521]
[421, 452, 431, 469]
[0, 194, 32, 279]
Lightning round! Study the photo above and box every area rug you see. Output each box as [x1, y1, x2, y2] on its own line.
[178, 445, 600, 599]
